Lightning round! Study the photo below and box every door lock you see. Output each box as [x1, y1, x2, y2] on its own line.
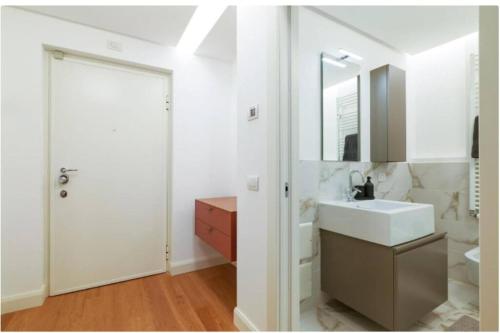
[60, 190, 68, 198]
[59, 174, 69, 184]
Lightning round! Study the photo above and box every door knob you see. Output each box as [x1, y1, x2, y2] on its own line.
[58, 174, 69, 184]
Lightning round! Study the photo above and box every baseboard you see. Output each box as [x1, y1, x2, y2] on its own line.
[1, 284, 48, 314]
[234, 307, 259, 331]
[169, 255, 228, 276]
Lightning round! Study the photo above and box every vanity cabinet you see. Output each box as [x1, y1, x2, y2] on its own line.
[195, 197, 237, 261]
[321, 231, 447, 330]
[370, 64, 406, 162]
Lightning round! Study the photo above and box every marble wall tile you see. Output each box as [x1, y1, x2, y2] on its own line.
[366, 163, 412, 201]
[447, 236, 479, 282]
[408, 188, 474, 224]
[316, 162, 413, 202]
[437, 220, 479, 245]
[318, 162, 352, 201]
[299, 161, 320, 223]
[409, 163, 469, 192]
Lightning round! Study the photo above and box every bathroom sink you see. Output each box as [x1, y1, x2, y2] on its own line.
[319, 199, 434, 246]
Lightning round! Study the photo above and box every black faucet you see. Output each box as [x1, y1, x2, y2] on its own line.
[348, 170, 375, 201]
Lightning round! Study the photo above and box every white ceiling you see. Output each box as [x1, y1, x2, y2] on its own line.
[314, 6, 478, 55]
[19, 6, 478, 60]
[22, 6, 236, 61]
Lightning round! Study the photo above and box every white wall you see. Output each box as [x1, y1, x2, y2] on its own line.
[297, 7, 407, 161]
[407, 33, 478, 162]
[234, 6, 280, 331]
[1, 7, 237, 304]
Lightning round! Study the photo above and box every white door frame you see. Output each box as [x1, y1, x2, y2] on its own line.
[44, 46, 174, 293]
[277, 6, 292, 330]
[275, 6, 301, 331]
[276, 6, 303, 331]
[288, 6, 302, 330]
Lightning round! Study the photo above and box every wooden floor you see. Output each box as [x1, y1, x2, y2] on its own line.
[1, 264, 237, 331]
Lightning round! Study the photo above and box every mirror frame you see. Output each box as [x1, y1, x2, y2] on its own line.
[320, 52, 361, 161]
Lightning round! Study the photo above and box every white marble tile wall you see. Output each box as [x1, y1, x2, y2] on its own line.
[299, 161, 479, 312]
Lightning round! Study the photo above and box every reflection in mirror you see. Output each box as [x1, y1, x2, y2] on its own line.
[321, 52, 361, 161]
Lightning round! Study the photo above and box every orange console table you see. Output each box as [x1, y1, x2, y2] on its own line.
[195, 197, 237, 261]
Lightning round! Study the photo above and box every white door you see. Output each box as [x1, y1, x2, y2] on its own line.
[49, 53, 168, 295]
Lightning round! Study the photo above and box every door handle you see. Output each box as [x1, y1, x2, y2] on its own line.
[60, 167, 78, 174]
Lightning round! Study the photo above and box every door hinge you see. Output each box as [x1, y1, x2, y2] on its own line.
[166, 244, 169, 261]
[165, 95, 170, 111]
[52, 50, 64, 60]
[284, 182, 289, 198]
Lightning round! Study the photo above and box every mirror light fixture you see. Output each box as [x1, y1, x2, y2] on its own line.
[322, 56, 347, 68]
[339, 49, 363, 61]
[177, 5, 227, 54]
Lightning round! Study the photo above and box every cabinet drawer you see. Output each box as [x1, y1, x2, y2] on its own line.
[195, 200, 233, 236]
[195, 219, 236, 261]
[394, 237, 447, 330]
[321, 230, 394, 329]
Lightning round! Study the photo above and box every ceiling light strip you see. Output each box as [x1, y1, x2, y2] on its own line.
[176, 5, 227, 54]
[322, 57, 347, 68]
[338, 49, 363, 61]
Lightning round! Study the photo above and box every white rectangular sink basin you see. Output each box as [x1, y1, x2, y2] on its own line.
[319, 199, 434, 246]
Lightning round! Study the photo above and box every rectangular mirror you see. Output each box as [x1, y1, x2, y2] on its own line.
[321, 52, 361, 161]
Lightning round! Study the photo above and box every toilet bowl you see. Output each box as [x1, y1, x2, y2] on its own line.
[465, 246, 480, 286]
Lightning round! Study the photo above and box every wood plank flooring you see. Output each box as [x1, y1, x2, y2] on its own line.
[1, 264, 237, 331]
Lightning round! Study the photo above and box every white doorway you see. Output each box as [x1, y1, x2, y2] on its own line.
[48, 52, 169, 296]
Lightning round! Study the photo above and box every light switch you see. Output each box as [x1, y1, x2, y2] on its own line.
[247, 175, 259, 191]
[248, 105, 259, 121]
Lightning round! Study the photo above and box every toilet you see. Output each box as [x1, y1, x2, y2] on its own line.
[465, 247, 480, 286]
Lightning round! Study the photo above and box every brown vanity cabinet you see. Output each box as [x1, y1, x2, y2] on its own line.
[321, 231, 447, 331]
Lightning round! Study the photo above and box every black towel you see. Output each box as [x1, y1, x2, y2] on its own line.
[343, 134, 358, 161]
[471, 116, 479, 158]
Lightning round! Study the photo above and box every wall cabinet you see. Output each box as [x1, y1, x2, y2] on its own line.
[195, 197, 237, 261]
[370, 64, 406, 162]
[321, 231, 447, 330]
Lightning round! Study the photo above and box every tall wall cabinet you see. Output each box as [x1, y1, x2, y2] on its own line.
[370, 64, 406, 162]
